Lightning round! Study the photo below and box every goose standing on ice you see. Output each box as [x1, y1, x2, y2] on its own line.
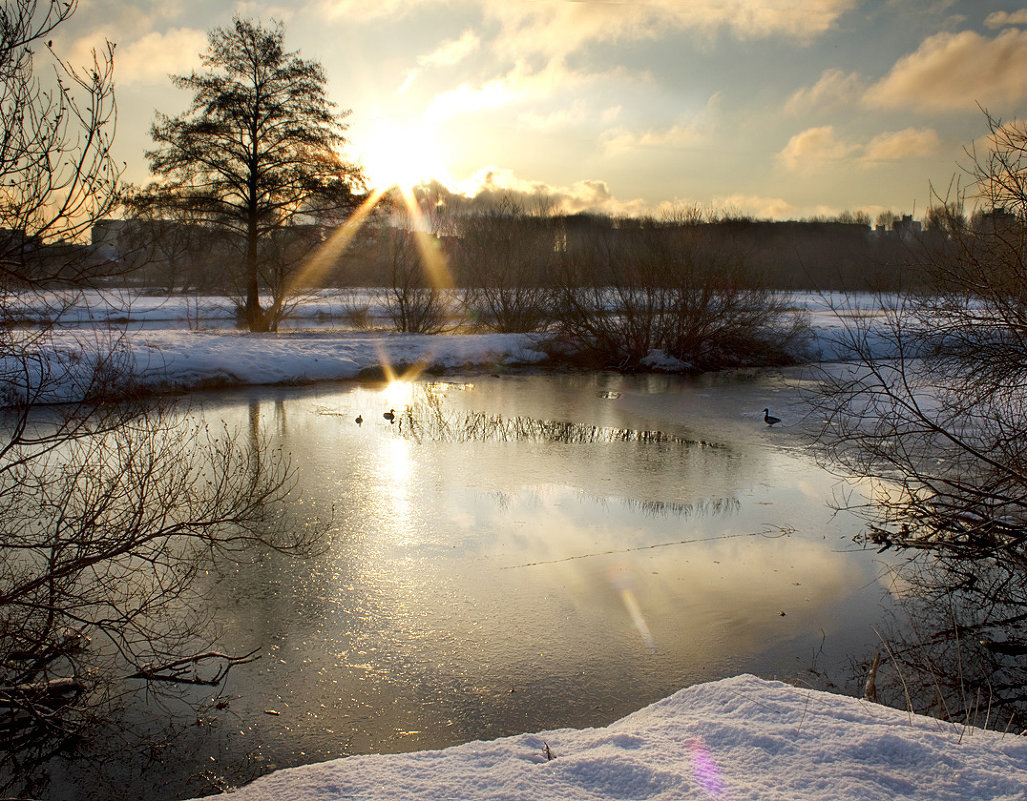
[383, 409, 396, 422]
[763, 408, 781, 426]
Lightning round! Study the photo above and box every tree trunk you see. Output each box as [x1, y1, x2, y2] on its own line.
[244, 210, 268, 332]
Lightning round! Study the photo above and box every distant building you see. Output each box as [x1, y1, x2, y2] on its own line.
[892, 214, 922, 238]
[973, 206, 1019, 234]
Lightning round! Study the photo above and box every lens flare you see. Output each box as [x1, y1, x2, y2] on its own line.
[689, 738, 729, 800]
[286, 187, 386, 295]
[610, 566, 657, 654]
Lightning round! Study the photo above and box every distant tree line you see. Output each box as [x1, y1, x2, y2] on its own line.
[95, 204, 960, 293]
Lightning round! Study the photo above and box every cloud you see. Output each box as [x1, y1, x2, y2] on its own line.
[518, 100, 589, 132]
[310, 0, 430, 21]
[315, 0, 855, 40]
[710, 194, 797, 220]
[400, 30, 480, 93]
[778, 126, 859, 170]
[65, 27, 206, 86]
[397, 2, 854, 128]
[436, 166, 649, 216]
[785, 68, 866, 114]
[984, 9, 1027, 28]
[423, 59, 611, 121]
[599, 94, 719, 156]
[424, 78, 521, 121]
[779, 125, 938, 170]
[865, 28, 1027, 112]
[485, 0, 857, 61]
[601, 122, 708, 156]
[420, 29, 480, 67]
[863, 127, 941, 161]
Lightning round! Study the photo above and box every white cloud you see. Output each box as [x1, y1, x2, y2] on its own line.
[600, 94, 719, 156]
[863, 127, 941, 161]
[66, 27, 206, 86]
[424, 79, 520, 121]
[313, 0, 855, 40]
[115, 28, 208, 85]
[778, 126, 858, 170]
[420, 29, 480, 68]
[865, 28, 1027, 112]
[445, 166, 648, 216]
[785, 68, 866, 114]
[518, 101, 588, 132]
[984, 9, 1027, 28]
[711, 194, 797, 220]
[400, 29, 480, 93]
[779, 125, 938, 170]
[422, 59, 612, 121]
[601, 122, 708, 156]
[602, 106, 623, 124]
[405, 0, 855, 123]
[486, 0, 857, 62]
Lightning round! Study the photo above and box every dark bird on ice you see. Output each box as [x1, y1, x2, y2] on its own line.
[355, 415, 363, 425]
[383, 409, 396, 422]
[763, 408, 781, 426]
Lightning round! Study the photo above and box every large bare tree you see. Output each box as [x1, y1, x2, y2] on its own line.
[146, 18, 363, 331]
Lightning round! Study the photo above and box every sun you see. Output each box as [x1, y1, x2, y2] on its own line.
[360, 117, 447, 192]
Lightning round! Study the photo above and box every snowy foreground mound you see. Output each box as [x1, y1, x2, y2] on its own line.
[202, 675, 1027, 801]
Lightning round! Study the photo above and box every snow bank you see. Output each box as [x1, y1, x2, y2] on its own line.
[206, 675, 1027, 801]
[7, 289, 903, 402]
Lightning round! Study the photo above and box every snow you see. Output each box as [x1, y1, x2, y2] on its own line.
[4, 290, 901, 403]
[126, 329, 548, 391]
[198, 675, 1027, 801]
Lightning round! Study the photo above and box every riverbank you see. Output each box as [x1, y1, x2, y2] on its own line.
[9, 289, 889, 403]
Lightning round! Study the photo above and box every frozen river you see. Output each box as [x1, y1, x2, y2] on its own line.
[65, 368, 901, 800]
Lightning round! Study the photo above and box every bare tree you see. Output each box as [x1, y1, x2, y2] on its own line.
[374, 214, 453, 334]
[811, 113, 1027, 562]
[0, 0, 117, 289]
[808, 114, 1027, 723]
[145, 18, 363, 331]
[0, 5, 321, 794]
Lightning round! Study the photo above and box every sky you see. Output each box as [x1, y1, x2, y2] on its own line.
[52, 0, 1027, 220]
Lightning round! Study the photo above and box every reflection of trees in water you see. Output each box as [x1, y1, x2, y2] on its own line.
[619, 495, 740, 519]
[859, 553, 1027, 731]
[390, 385, 726, 450]
[378, 384, 739, 518]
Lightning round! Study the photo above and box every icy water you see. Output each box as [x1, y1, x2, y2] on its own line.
[58, 370, 899, 799]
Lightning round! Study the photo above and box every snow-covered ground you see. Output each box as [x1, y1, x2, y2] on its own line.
[6, 289, 892, 403]
[199, 674, 1027, 801]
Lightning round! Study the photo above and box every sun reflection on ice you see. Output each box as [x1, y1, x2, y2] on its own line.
[382, 379, 415, 413]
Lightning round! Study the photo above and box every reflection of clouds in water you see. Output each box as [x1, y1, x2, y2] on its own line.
[444, 483, 870, 661]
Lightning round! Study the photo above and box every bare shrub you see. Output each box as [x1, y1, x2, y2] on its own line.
[550, 216, 805, 370]
[373, 223, 453, 334]
[453, 198, 557, 332]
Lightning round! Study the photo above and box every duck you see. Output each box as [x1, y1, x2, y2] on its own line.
[763, 408, 781, 426]
[355, 415, 363, 425]
[383, 409, 396, 422]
